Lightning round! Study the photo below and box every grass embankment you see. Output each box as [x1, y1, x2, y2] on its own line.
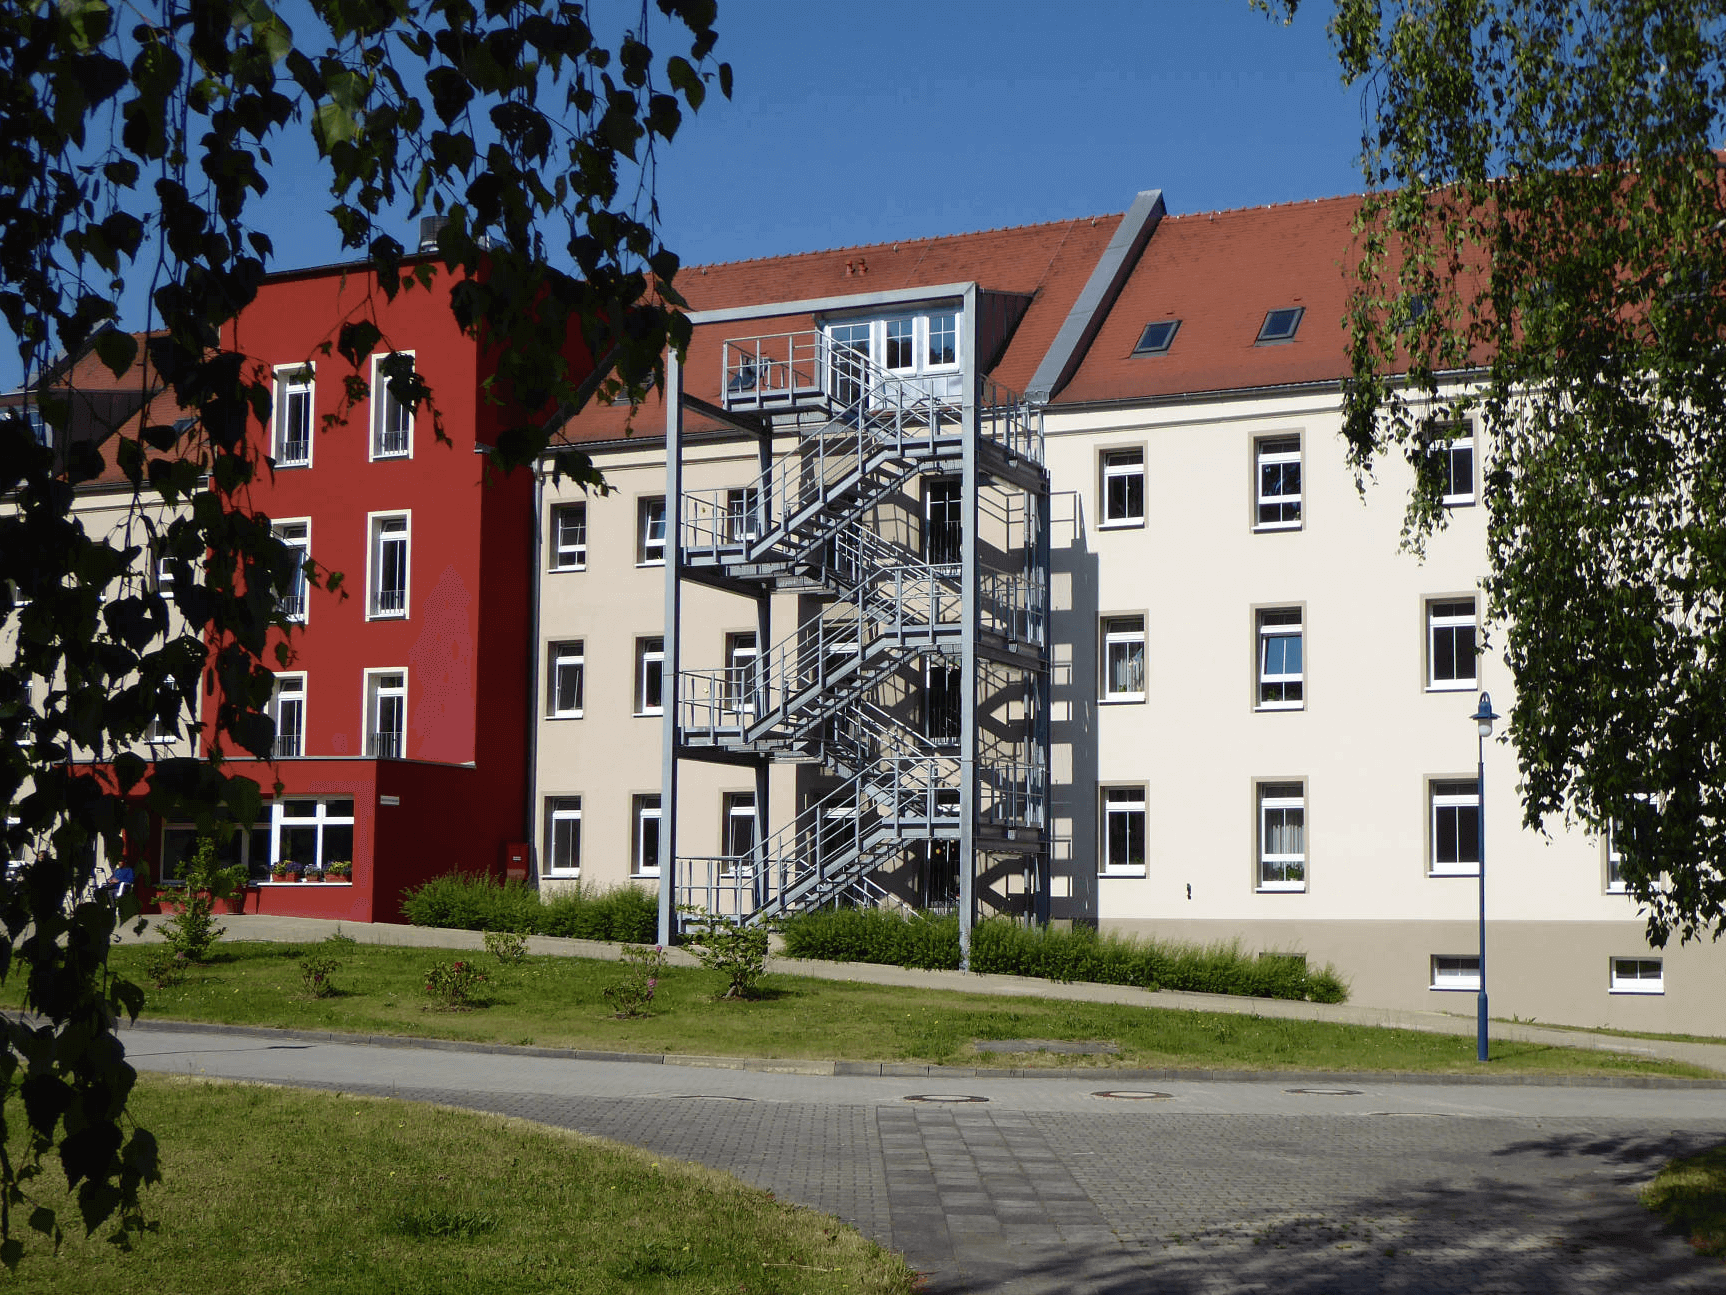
[92, 941, 1714, 1078]
[1644, 1142, 1726, 1259]
[10, 1076, 913, 1294]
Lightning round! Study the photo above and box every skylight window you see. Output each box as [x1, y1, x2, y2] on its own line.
[1257, 307, 1305, 344]
[1133, 319, 1180, 355]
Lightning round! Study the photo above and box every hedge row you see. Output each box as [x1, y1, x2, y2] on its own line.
[778, 908, 1348, 1004]
[400, 874, 657, 943]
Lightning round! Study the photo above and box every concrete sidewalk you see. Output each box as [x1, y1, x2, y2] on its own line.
[120, 912, 1726, 1076]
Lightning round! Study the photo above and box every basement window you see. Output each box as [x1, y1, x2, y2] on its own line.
[1133, 320, 1180, 355]
[1257, 307, 1304, 345]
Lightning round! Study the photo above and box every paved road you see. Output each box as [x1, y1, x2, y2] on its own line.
[125, 1025, 1726, 1294]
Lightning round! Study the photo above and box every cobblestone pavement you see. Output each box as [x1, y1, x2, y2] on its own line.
[129, 1028, 1726, 1294]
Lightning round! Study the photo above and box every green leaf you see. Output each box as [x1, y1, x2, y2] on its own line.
[91, 329, 137, 380]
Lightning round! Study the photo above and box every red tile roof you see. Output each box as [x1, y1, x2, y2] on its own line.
[1053, 194, 1365, 405]
[554, 214, 1125, 446]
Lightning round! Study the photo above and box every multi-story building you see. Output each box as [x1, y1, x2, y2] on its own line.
[539, 189, 1724, 1035]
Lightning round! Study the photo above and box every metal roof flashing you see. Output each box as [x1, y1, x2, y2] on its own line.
[1024, 189, 1165, 404]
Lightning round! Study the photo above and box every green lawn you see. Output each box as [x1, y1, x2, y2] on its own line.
[1644, 1141, 1726, 1259]
[85, 940, 1717, 1077]
[8, 1076, 914, 1293]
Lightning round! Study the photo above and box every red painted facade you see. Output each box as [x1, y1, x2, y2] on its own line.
[183, 259, 569, 921]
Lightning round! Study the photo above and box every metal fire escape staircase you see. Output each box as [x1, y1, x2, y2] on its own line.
[666, 329, 1049, 928]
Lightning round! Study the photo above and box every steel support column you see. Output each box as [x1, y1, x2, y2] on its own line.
[958, 285, 979, 971]
[658, 352, 684, 947]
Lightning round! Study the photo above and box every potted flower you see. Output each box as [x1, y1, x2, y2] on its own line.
[211, 863, 249, 913]
[306, 864, 325, 884]
[328, 861, 353, 883]
[283, 860, 305, 883]
[270, 860, 290, 883]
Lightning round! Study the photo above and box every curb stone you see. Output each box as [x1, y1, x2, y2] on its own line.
[118, 1018, 1726, 1089]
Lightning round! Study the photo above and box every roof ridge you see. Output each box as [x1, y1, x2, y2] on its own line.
[1166, 191, 1364, 222]
[685, 210, 1125, 275]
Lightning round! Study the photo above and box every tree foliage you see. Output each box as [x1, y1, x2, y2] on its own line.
[1271, 0, 1726, 945]
[0, 0, 726, 1263]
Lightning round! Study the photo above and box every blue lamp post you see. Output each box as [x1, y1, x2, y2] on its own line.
[1471, 691, 1499, 1062]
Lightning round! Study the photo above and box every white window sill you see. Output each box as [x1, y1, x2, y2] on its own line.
[275, 460, 310, 470]
[548, 712, 584, 721]
[1426, 681, 1477, 693]
[1253, 521, 1302, 533]
[1099, 695, 1145, 706]
[549, 564, 587, 573]
[1606, 883, 1629, 895]
[1430, 982, 1481, 992]
[633, 871, 661, 880]
[543, 870, 581, 880]
[1442, 496, 1477, 508]
[1097, 518, 1144, 531]
[1098, 867, 1147, 879]
[1429, 866, 1481, 878]
[1256, 882, 1307, 893]
[637, 559, 666, 568]
[370, 450, 411, 462]
[635, 710, 664, 719]
[367, 612, 409, 622]
[1255, 701, 1304, 713]
[1609, 985, 1664, 995]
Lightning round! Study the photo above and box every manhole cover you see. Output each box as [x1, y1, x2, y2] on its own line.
[1284, 1087, 1364, 1096]
[1092, 1090, 1174, 1101]
[903, 1094, 989, 1104]
[669, 1094, 755, 1102]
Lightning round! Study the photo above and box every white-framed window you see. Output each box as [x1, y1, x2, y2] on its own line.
[1257, 781, 1307, 891]
[274, 364, 314, 467]
[143, 691, 181, 746]
[723, 791, 756, 866]
[1257, 306, 1305, 344]
[1430, 779, 1481, 876]
[1101, 786, 1147, 876]
[1101, 615, 1146, 702]
[632, 793, 661, 876]
[1255, 436, 1302, 529]
[548, 641, 584, 718]
[274, 520, 310, 622]
[163, 817, 273, 883]
[923, 479, 961, 565]
[1133, 319, 1180, 355]
[725, 488, 761, 544]
[636, 636, 664, 715]
[1426, 598, 1477, 689]
[149, 535, 175, 593]
[544, 797, 581, 876]
[272, 797, 355, 876]
[370, 351, 414, 459]
[725, 632, 758, 716]
[271, 673, 305, 758]
[368, 513, 410, 618]
[885, 316, 915, 371]
[1438, 424, 1475, 506]
[364, 669, 406, 759]
[927, 311, 958, 367]
[1606, 819, 1628, 894]
[1100, 448, 1145, 527]
[1609, 956, 1664, 994]
[551, 503, 587, 570]
[1430, 954, 1481, 991]
[924, 660, 962, 746]
[638, 496, 666, 565]
[1256, 607, 1303, 709]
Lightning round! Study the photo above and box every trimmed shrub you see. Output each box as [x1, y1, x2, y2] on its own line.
[778, 908, 1348, 1004]
[400, 873, 657, 943]
[778, 907, 960, 969]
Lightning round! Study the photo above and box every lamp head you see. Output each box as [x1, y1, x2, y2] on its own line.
[1472, 692, 1500, 739]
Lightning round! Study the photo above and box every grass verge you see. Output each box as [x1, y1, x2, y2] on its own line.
[83, 941, 1717, 1077]
[1644, 1142, 1726, 1258]
[11, 1075, 915, 1293]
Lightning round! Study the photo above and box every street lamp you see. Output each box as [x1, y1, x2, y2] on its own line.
[1471, 691, 1499, 1063]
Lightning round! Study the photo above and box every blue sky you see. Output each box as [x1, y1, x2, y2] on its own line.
[17, 2, 1370, 386]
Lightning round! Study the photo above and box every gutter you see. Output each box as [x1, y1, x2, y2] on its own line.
[523, 461, 545, 887]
